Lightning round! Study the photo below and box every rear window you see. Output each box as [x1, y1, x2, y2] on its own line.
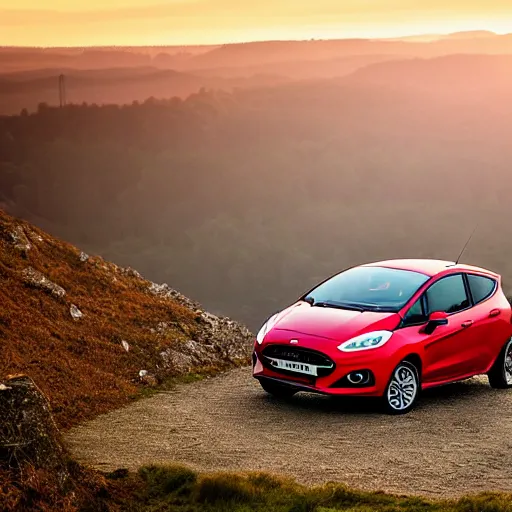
[467, 274, 496, 305]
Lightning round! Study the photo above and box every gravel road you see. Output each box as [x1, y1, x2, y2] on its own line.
[65, 367, 512, 497]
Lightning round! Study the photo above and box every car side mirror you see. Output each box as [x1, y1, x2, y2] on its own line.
[421, 311, 448, 335]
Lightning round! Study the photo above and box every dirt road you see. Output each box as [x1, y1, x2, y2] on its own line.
[65, 367, 512, 497]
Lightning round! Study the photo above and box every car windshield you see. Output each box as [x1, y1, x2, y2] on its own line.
[303, 266, 429, 312]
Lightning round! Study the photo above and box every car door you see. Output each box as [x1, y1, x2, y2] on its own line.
[399, 274, 478, 384]
[465, 273, 502, 373]
[421, 273, 479, 383]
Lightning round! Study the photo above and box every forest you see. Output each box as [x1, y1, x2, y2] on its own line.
[2, 54, 512, 328]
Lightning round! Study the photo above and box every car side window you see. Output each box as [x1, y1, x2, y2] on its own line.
[426, 274, 469, 314]
[402, 298, 427, 326]
[467, 274, 496, 305]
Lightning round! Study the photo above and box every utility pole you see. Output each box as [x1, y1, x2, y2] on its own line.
[59, 74, 66, 108]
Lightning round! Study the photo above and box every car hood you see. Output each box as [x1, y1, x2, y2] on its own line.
[268, 302, 401, 343]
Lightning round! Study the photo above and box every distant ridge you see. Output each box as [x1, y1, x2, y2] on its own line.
[443, 30, 497, 40]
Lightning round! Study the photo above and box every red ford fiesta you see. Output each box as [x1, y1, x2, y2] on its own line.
[252, 259, 512, 414]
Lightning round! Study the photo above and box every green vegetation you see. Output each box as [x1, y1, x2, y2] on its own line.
[115, 464, 512, 512]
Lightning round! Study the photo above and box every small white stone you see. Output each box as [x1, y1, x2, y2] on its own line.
[121, 340, 130, 352]
[79, 252, 89, 262]
[70, 304, 83, 320]
[139, 370, 148, 378]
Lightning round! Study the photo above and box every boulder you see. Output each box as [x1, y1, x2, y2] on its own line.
[0, 376, 67, 478]
[0, 376, 109, 511]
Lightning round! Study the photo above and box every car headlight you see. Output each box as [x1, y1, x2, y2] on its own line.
[256, 313, 280, 344]
[337, 330, 393, 352]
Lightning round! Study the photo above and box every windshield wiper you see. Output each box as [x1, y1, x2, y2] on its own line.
[313, 301, 365, 312]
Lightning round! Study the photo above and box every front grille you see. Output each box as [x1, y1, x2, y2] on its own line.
[261, 345, 335, 377]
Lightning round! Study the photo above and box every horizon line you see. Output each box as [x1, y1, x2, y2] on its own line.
[0, 28, 509, 50]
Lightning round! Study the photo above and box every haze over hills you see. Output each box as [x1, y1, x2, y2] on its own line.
[0, 66, 288, 115]
[343, 54, 512, 93]
[382, 30, 498, 42]
[1, 30, 510, 72]
[2, 49, 512, 329]
[1, 30, 512, 115]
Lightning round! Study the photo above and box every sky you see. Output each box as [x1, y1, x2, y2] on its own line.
[1, 0, 512, 46]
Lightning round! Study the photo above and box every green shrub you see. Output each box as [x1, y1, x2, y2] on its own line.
[124, 464, 512, 512]
[196, 473, 257, 504]
[138, 464, 196, 497]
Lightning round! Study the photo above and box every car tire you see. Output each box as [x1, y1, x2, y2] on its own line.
[382, 361, 420, 415]
[259, 379, 297, 399]
[487, 337, 512, 389]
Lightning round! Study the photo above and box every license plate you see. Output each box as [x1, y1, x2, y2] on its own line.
[269, 358, 317, 376]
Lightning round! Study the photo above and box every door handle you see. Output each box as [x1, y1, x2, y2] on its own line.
[489, 309, 501, 318]
[461, 320, 473, 328]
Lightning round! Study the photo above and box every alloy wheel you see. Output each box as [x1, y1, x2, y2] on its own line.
[504, 339, 512, 385]
[387, 363, 418, 412]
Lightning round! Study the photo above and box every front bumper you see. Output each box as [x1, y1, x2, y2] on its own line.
[252, 339, 393, 397]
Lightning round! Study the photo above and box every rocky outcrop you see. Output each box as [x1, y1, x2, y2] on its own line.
[149, 281, 202, 311]
[22, 267, 66, 299]
[148, 281, 254, 374]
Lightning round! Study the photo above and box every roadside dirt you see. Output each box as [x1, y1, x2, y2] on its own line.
[65, 367, 512, 498]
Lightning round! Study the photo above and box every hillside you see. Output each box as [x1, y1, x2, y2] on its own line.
[179, 33, 512, 69]
[0, 209, 253, 429]
[0, 66, 288, 115]
[344, 54, 512, 93]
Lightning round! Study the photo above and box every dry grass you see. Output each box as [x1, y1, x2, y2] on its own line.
[0, 461, 112, 512]
[0, 209, 241, 430]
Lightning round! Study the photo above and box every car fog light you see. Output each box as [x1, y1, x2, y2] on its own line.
[347, 371, 370, 385]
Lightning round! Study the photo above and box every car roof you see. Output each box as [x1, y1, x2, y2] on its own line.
[362, 259, 499, 278]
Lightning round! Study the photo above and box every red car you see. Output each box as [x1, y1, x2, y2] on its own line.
[253, 259, 512, 414]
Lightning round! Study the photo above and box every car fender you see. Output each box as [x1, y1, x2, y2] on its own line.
[385, 329, 425, 380]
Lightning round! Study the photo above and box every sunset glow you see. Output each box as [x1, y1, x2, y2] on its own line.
[1, 0, 512, 46]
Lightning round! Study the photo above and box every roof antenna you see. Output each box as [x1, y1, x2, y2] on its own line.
[454, 225, 478, 265]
